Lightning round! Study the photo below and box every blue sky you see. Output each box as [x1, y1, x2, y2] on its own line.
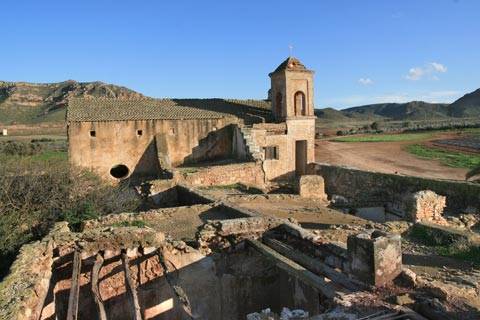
[1, 0, 479, 109]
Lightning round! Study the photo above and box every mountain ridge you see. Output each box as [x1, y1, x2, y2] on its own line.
[1, 80, 479, 124]
[315, 88, 480, 121]
[0, 80, 144, 124]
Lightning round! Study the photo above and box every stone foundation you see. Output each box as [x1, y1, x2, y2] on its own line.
[347, 230, 402, 287]
[298, 175, 328, 201]
[174, 162, 266, 189]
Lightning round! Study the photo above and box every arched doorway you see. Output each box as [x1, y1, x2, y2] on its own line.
[294, 91, 306, 116]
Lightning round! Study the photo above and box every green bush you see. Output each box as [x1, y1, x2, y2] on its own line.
[1, 141, 37, 156]
[61, 202, 100, 231]
[370, 121, 380, 130]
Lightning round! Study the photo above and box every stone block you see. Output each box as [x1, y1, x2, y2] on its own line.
[407, 190, 446, 224]
[347, 230, 402, 287]
[299, 175, 328, 201]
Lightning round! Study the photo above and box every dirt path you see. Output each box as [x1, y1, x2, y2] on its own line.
[315, 139, 468, 180]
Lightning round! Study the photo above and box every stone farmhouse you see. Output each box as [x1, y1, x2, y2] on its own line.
[67, 57, 316, 182]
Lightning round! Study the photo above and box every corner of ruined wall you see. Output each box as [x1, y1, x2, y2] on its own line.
[406, 190, 447, 224]
[0, 222, 71, 320]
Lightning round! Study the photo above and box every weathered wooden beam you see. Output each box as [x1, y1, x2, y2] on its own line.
[66, 251, 82, 320]
[91, 253, 107, 320]
[264, 237, 364, 292]
[247, 239, 340, 299]
[122, 252, 143, 320]
[157, 251, 194, 319]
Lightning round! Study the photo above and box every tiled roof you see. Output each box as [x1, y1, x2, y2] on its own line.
[67, 97, 272, 122]
[271, 57, 310, 74]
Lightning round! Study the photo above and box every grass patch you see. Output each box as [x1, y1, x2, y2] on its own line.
[461, 127, 480, 136]
[30, 150, 68, 161]
[406, 144, 480, 169]
[178, 167, 199, 175]
[111, 220, 148, 228]
[408, 224, 480, 265]
[436, 245, 480, 264]
[0, 150, 68, 164]
[332, 132, 433, 143]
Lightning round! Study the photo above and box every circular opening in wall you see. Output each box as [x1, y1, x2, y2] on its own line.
[110, 164, 130, 179]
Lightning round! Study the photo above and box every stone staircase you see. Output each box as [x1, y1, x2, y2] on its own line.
[240, 125, 263, 161]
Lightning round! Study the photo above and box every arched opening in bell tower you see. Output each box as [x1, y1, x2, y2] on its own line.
[294, 91, 306, 116]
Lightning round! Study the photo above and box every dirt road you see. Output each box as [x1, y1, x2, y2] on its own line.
[315, 139, 468, 180]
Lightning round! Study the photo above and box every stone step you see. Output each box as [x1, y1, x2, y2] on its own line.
[239, 126, 264, 161]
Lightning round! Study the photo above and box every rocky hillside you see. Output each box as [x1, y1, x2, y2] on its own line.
[0, 80, 144, 124]
[316, 88, 480, 122]
[341, 101, 450, 120]
[448, 88, 480, 118]
[2, 80, 478, 124]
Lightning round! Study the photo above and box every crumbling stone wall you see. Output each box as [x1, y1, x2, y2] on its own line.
[0, 232, 56, 320]
[2, 216, 336, 320]
[174, 162, 266, 189]
[312, 163, 480, 214]
[298, 175, 328, 201]
[406, 190, 447, 224]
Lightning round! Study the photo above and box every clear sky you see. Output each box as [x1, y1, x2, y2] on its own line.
[1, 0, 479, 109]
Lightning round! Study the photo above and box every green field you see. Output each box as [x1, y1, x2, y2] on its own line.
[0, 137, 68, 163]
[332, 132, 433, 143]
[406, 144, 480, 169]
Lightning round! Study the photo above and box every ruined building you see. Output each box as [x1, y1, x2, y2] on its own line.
[3, 57, 480, 320]
[67, 57, 316, 182]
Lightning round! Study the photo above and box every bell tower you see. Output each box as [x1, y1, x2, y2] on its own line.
[269, 57, 315, 122]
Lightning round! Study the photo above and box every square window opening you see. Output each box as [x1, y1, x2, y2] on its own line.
[137, 129, 143, 136]
[264, 146, 279, 160]
[90, 130, 96, 137]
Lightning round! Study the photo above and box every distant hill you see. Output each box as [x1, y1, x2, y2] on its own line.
[448, 88, 480, 118]
[314, 107, 350, 121]
[0, 80, 144, 124]
[316, 88, 480, 122]
[342, 101, 449, 120]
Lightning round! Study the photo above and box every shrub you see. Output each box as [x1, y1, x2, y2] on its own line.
[0, 140, 45, 156]
[370, 122, 380, 130]
[0, 157, 140, 278]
